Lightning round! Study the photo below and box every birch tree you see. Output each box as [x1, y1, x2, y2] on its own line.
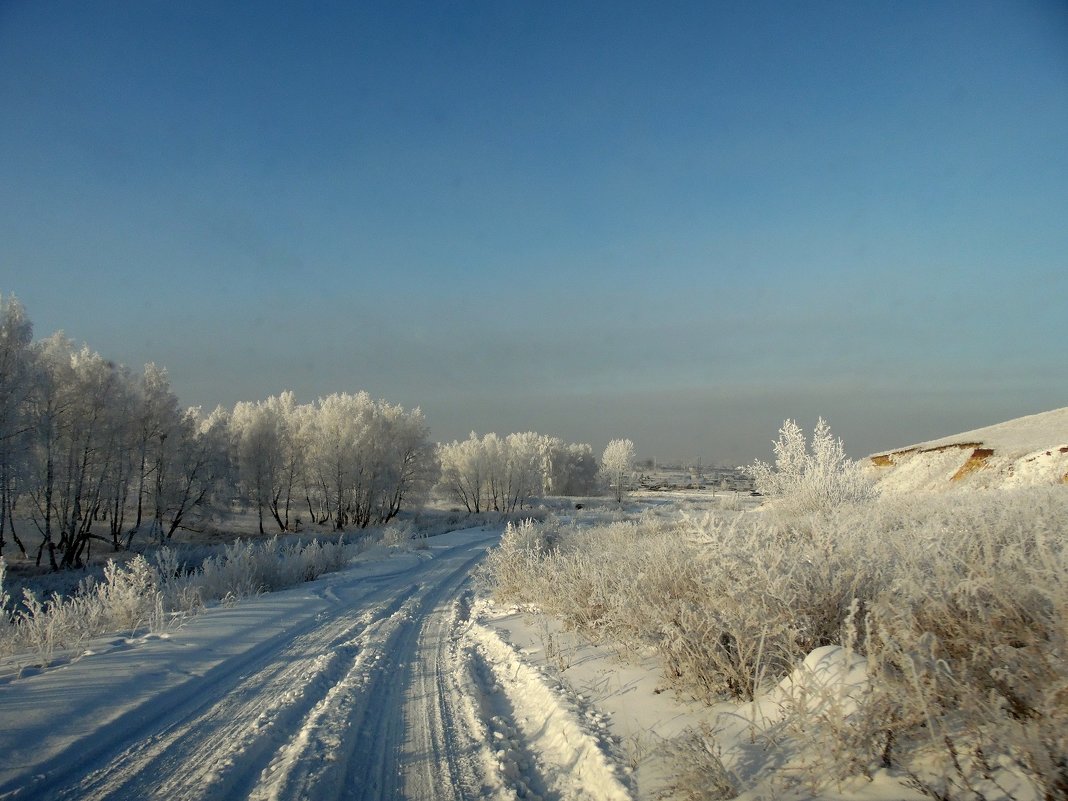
[0, 294, 34, 557]
[151, 406, 232, 542]
[438, 433, 487, 514]
[232, 399, 283, 535]
[600, 438, 635, 503]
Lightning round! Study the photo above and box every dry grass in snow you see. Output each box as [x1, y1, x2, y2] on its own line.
[0, 523, 424, 667]
[481, 488, 1068, 800]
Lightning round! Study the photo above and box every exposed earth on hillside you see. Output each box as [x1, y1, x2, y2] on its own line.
[869, 407, 1068, 491]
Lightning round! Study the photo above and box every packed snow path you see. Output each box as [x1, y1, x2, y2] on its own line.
[0, 527, 632, 801]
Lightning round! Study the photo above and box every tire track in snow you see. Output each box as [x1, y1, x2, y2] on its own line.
[251, 540, 495, 801]
[1, 598, 335, 801]
[1, 529, 634, 801]
[38, 585, 421, 801]
[401, 590, 484, 801]
[132, 587, 420, 801]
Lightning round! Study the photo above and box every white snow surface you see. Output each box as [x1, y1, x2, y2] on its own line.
[0, 513, 986, 801]
[0, 527, 633, 801]
[876, 406, 1068, 456]
[870, 406, 1068, 491]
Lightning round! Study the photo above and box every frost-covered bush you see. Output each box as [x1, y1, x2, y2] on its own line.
[836, 491, 1068, 800]
[482, 508, 885, 701]
[659, 726, 738, 801]
[745, 418, 876, 516]
[478, 517, 563, 605]
[0, 555, 165, 664]
[0, 536, 357, 665]
[193, 536, 351, 600]
[482, 487, 1068, 798]
[379, 521, 415, 547]
[96, 556, 165, 631]
[749, 490, 1067, 799]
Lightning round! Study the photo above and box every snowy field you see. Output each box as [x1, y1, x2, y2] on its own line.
[0, 509, 698, 801]
[0, 409, 1065, 800]
[0, 475, 1065, 800]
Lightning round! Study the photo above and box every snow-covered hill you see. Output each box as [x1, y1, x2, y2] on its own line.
[869, 407, 1068, 492]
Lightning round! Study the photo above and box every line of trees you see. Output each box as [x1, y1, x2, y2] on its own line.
[0, 294, 634, 569]
[0, 295, 233, 567]
[0, 295, 438, 568]
[231, 390, 438, 535]
[437, 432, 599, 514]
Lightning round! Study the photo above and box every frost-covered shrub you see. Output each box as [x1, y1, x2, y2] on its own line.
[478, 517, 563, 605]
[0, 535, 357, 664]
[659, 726, 738, 801]
[481, 473, 1068, 798]
[746, 418, 876, 517]
[0, 555, 165, 664]
[194, 536, 351, 600]
[482, 508, 888, 701]
[95, 556, 165, 632]
[483, 487, 1068, 797]
[833, 490, 1068, 799]
[712, 489, 1065, 797]
[380, 521, 415, 547]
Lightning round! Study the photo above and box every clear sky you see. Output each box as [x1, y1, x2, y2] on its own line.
[2, 1, 1066, 464]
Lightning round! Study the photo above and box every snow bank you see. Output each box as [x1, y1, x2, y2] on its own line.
[466, 604, 633, 801]
[870, 407, 1068, 491]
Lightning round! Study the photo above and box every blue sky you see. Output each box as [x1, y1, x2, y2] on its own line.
[2, 1, 1066, 463]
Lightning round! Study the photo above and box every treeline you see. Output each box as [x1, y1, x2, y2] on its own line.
[438, 432, 599, 514]
[0, 295, 604, 569]
[0, 295, 441, 568]
[230, 390, 438, 535]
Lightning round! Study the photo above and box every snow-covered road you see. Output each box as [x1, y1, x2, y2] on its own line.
[0, 527, 633, 801]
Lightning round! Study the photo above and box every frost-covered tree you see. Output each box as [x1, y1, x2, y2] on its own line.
[264, 391, 305, 532]
[476, 432, 542, 514]
[0, 294, 34, 557]
[438, 432, 525, 514]
[478, 433, 537, 514]
[131, 363, 182, 535]
[551, 441, 599, 496]
[372, 401, 438, 524]
[4, 319, 198, 563]
[20, 335, 133, 566]
[302, 392, 436, 530]
[438, 433, 488, 514]
[98, 367, 139, 551]
[745, 417, 876, 515]
[51, 346, 131, 566]
[600, 438, 635, 503]
[292, 400, 329, 525]
[309, 391, 373, 530]
[503, 432, 544, 510]
[23, 333, 79, 568]
[232, 399, 284, 535]
[0, 297, 435, 560]
[439, 432, 598, 513]
[150, 405, 233, 542]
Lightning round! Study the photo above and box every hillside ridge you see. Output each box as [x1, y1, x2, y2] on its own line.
[869, 407, 1068, 491]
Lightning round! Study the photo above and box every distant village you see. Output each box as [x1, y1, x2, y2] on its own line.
[634, 460, 756, 493]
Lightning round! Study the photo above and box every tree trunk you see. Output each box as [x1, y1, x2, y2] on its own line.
[134, 439, 149, 530]
[42, 449, 58, 570]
